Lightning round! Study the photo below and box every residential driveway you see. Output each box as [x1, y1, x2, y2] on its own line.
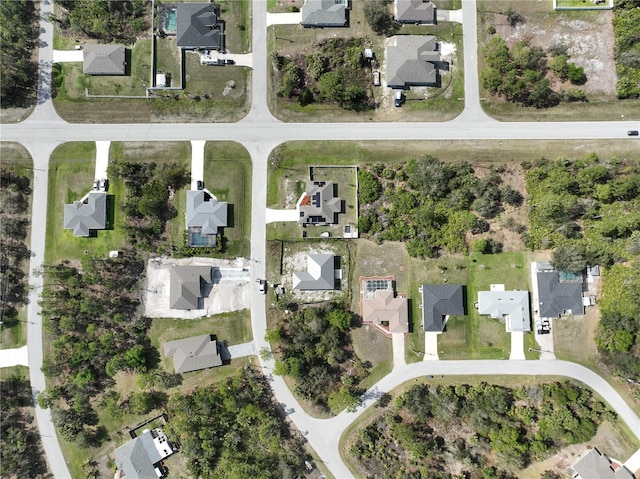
[424, 332, 439, 360]
[437, 9, 463, 23]
[266, 12, 302, 26]
[0, 345, 29, 367]
[191, 140, 205, 190]
[509, 331, 525, 360]
[265, 208, 299, 223]
[52, 49, 83, 63]
[220, 341, 256, 361]
[225, 53, 253, 68]
[624, 449, 640, 477]
[95, 141, 110, 180]
[530, 261, 556, 359]
[392, 333, 406, 369]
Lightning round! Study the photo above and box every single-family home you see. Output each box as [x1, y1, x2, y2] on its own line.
[386, 35, 441, 89]
[534, 261, 584, 319]
[419, 284, 464, 332]
[477, 286, 531, 332]
[186, 190, 228, 247]
[298, 181, 343, 225]
[569, 448, 634, 479]
[360, 276, 409, 334]
[114, 428, 177, 479]
[163, 334, 222, 374]
[301, 0, 348, 28]
[293, 253, 337, 290]
[176, 3, 225, 50]
[170, 265, 213, 310]
[83, 44, 126, 75]
[63, 191, 107, 237]
[394, 0, 436, 24]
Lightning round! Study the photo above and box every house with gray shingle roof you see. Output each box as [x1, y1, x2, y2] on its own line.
[293, 254, 336, 290]
[419, 284, 464, 332]
[534, 261, 584, 319]
[176, 3, 224, 50]
[186, 190, 227, 247]
[298, 181, 342, 225]
[386, 35, 441, 89]
[63, 191, 107, 237]
[163, 334, 222, 374]
[170, 265, 213, 310]
[301, 0, 348, 27]
[477, 288, 531, 332]
[570, 448, 634, 479]
[394, 0, 436, 24]
[83, 44, 126, 75]
[114, 428, 176, 479]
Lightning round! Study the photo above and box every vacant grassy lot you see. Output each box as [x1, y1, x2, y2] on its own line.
[477, 0, 640, 121]
[203, 142, 252, 258]
[155, 37, 182, 88]
[219, 0, 251, 53]
[46, 142, 129, 263]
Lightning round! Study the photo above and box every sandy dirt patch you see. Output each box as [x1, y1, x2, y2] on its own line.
[145, 256, 251, 318]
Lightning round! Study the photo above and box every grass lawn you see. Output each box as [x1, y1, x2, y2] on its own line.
[46, 142, 128, 263]
[268, 0, 304, 13]
[203, 142, 252, 258]
[1, 144, 33, 349]
[219, 0, 252, 53]
[351, 323, 393, 389]
[155, 37, 182, 88]
[555, 0, 611, 8]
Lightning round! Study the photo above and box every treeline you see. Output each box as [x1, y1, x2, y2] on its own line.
[0, 169, 31, 325]
[0, 0, 38, 108]
[349, 381, 613, 478]
[481, 36, 586, 108]
[268, 303, 368, 413]
[166, 367, 309, 479]
[358, 156, 523, 258]
[273, 37, 373, 110]
[39, 256, 153, 447]
[55, 0, 149, 43]
[0, 374, 49, 478]
[613, 0, 640, 99]
[109, 159, 189, 252]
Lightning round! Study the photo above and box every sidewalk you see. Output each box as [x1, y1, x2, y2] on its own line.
[0, 345, 29, 368]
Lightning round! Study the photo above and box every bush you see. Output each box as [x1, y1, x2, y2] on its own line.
[364, 0, 396, 35]
[358, 170, 382, 204]
[567, 63, 586, 85]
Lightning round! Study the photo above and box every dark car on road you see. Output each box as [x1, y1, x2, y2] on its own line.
[628, 130, 639, 136]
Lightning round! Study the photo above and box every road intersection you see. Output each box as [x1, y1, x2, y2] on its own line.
[2, 0, 639, 477]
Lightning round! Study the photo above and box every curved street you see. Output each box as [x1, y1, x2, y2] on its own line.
[1, 0, 638, 478]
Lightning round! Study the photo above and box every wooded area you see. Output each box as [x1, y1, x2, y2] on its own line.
[613, 0, 640, 99]
[166, 367, 309, 479]
[348, 381, 613, 478]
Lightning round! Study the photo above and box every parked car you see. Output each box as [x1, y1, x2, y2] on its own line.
[372, 71, 380, 86]
[257, 279, 267, 294]
[394, 91, 403, 107]
[93, 179, 99, 190]
[628, 130, 639, 136]
[224, 59, 235, 65]
[197, 180, 204, 190]
[99, 178, 108, 192]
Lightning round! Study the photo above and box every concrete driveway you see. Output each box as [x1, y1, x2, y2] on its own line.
[392, 333, 406, 369]
[509, 331, 525, 360]
[226, 53, 253, 68]
[266, 208, 299, 223]
[437, 9, 463, 23]
[424, 332, 439, 360]
[0, 345, 29, 367]
[221, 341, 256, 361]
[52, 49, 83, 63]
[95, 141, 110, 180]
[266, 12, 302, 26]
[191, 140, 205, 190]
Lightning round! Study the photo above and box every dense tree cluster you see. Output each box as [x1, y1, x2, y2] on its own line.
[349, 381, 612, 478]
[39, 256, 152, 446]
[0, 169, 31, 325]
[0, 374, 49, 478]
[0, 0, 38, 108]
[274, 38, 373, 110]
[55, 0, 149, 43]
[268, 303, 367, 413]
[613, 0, 640, 99]
[481, 36, 586, 108]
[166, 367, 309, 479]
[109, 159, 189, 251]
[358, 157, 521, 258]
[364, 0, 396, 35]
[523, 155, 640, 263]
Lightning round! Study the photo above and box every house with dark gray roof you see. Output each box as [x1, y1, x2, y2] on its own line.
[534, 261, 584, 319]
[419, 284, 464, 332]
[477, 288, 531, 332]
[83, 44, 126, 75]
[114, 428, 176, 479]
[176, 3, 224, 50]
[298, 181, 342, 225]
[394, 0, 436, 24]
[186, 190, 228, 247]
[63, 191, 107, 237]
[293, 254, 336, 290]
[170, 266, 213, 310]
[570, 448, 634, 479]
[386, 35, 441, 89]
[301, 0, 348, 27]
[163, 334, 222, 374]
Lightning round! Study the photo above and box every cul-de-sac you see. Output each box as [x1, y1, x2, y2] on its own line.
[1, 0, 639, 478]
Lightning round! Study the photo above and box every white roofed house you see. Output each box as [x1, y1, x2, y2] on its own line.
[477, 287, 531, 332]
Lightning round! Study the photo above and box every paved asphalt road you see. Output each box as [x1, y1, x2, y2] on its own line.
[3, 0, 639, 478]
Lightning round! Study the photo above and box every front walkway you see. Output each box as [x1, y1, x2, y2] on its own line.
[52, 49, 83, 63]
[265, 208, 299, 223]
[95, 141, 110, 180]
[509, 331, 525, 360]
[0, 345, 29, 368]
[392, 333, 406, 370]
[424, 332, 439, 360]
[266, 12, 302, 26]
[190, 140, 206, 190]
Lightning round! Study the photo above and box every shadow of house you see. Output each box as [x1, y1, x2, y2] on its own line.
[301, 0, 349, 28]
[386, 35, 444, 89]
[63, 191, 107, 237]
[176, 3, 225, 51]
[82, 44, 126, 75]
[394, 0, 436, 24]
